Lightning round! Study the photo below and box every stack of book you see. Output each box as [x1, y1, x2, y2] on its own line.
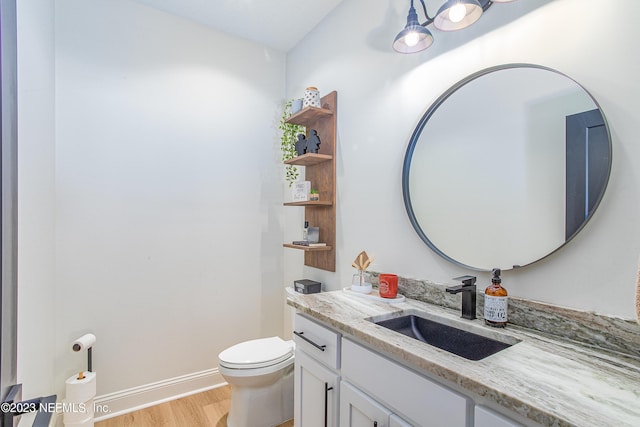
[292, 241, 327, 247]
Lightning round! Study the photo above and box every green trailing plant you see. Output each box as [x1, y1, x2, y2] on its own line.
[279, 100, 306, 187]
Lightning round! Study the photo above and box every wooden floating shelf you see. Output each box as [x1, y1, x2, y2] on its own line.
[282, 91, 337, 272]
[283, 243, 333, 252]
[286, 106, 333, 125]
[284, 200, 333, 207]
[285, 153, 333, 166]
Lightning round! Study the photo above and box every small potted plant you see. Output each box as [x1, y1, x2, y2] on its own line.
[309, 189, 319, 201]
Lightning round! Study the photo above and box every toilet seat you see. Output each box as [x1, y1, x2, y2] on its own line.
[219, 337, 294, 369]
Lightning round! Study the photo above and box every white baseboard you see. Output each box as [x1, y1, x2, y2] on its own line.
[94, 368, 226, 421]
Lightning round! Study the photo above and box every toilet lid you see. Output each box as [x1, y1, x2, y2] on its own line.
[218, 337, 293, 369]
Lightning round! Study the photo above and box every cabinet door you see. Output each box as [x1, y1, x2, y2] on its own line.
[475, 405, 522, 427]
[340, 381, 392, 427]
[389, 414, 413, 427]
[294, 350, 340, 427]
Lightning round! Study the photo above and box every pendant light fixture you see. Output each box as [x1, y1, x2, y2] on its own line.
[434, 0, 483, 31]
[393, 0, 515, 54]
[393, 0, 434, 53]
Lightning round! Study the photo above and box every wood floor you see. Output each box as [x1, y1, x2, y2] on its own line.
[95, 386, 294, 427]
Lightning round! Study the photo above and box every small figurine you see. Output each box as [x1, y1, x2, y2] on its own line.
[306, 129, 321, 154]
[294, 134, 307, 156]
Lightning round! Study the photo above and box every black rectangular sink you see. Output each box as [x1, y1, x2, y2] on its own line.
[374, 314, 515, 361]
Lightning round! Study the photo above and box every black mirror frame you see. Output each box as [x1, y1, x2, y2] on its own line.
[402, 63, 612, 271]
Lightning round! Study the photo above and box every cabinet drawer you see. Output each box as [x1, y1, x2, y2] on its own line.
[294, 313, 341, 369]
[475, 405, 523, 427]
[342, 338, 469, 427]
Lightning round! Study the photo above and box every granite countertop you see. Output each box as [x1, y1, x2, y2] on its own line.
[286, 289, 640, 427]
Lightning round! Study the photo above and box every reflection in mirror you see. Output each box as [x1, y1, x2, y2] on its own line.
[403, 64, 611, 271]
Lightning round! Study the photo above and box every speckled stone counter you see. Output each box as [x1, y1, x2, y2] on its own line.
[286, 289, 640, 427]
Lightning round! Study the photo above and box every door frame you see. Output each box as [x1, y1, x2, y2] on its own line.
[565, 108, 609, 240]
[0, 0, 18, 406]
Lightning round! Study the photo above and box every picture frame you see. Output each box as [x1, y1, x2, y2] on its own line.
[292, 180, 311, 202]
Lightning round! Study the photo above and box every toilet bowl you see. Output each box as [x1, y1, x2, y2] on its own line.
[218, 336, 295, 427]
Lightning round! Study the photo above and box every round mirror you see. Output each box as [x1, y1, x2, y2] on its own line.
[403, 64, 611, 271]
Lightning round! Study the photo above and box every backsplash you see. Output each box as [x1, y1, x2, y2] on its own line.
[370, 273, 640, 359]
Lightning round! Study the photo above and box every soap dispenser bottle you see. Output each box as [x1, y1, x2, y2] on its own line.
[484, 268, 508, 328]
[302, 221, 309, 241]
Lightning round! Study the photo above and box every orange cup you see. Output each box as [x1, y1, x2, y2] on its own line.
[378, 274, 398, 299]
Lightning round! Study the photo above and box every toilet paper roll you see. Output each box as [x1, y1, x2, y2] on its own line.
[63, 398, 94, 423]
[72, 334, 96, 352]
[65, 372, 96, 404]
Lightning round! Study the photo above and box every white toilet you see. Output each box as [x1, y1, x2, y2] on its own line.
[218, 336, 295, 427]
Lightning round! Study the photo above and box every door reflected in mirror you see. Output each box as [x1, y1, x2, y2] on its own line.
[403, 64, 611, 270]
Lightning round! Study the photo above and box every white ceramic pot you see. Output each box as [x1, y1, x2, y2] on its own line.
[291, 98, 303, 114]
[303, 87, 321, 108]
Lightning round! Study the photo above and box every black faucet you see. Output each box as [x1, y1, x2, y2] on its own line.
[446, 275, 477, 320]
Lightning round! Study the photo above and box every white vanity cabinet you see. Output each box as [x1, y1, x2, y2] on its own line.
[293, 313, 341, 427]
[341, 338, 469, 427]
[292, 311, 524, 427]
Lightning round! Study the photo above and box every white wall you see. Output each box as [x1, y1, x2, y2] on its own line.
[286, 0, 640, 319]
[18, 0, 287, 401]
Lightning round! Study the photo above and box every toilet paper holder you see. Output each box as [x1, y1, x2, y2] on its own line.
[72, 333, 96, 373]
